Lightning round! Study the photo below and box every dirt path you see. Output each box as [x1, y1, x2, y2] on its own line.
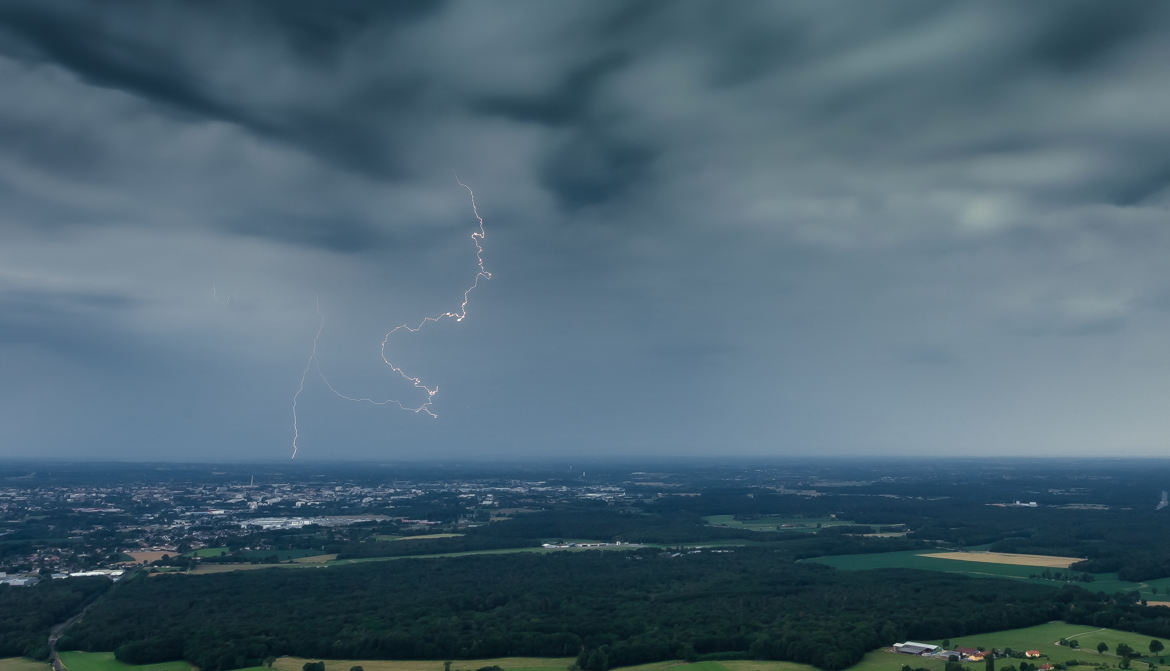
[49, 597, 101, 671]
[1054, 627, 1108, 646]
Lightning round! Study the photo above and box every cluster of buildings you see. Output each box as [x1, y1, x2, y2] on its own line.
[0, 468, 642, 584]
[894, 643, 1051, 669]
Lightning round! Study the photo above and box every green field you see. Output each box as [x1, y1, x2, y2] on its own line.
[57, 652, 193, 671]
[928, 621, 1166, 669]
[806, 550, 1170, 599]
[180, 543, 648, 574]
[273, 658, 819, 671]
[1058, 628, 1170, 665]
[40, 624, 1170, 671]
[0, 659, 50, 671]
[703, 515, 864, 533]
[372, 533, 465, 542]
[236, 549, 324, 561]
[273, 656, 573, 671]
[845, 649, 949, 671]
[842, 622, 1166, 671]
[615, 661, 820, 671]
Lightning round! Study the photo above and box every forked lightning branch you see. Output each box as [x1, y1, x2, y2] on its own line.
[290, 178, 492, 459]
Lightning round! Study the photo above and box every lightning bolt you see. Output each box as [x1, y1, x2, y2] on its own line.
[290, 177, 491, 459]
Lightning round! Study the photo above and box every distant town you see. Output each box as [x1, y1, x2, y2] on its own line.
[0, 464, 632, 583]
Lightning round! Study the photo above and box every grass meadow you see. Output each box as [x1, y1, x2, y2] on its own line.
[846, 622, 1166, 671]
[273, 658, 820, 671]
[0, 659, 50, 671]
[56, 652, 193, 671]
[273, 657, 574, 671]
[35, 623, 1170, 671]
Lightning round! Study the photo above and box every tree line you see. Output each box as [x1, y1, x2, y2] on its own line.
[55, 549, 1107, 671]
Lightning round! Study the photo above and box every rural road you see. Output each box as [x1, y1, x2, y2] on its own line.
[49, 599, 99, 671]
[1054, 628, 1108, 646]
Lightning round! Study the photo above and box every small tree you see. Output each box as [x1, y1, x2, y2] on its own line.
[263, 657, 276, 668]
[1097, 643, 1108, 654]
[350, 666, 363, 671]
[1152, 641, 1165, 656]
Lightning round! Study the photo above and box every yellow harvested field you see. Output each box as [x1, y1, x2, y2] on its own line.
[126, 551, 171, 563]
[921, 551, 1084, 568]
[292, 554, 338, 563]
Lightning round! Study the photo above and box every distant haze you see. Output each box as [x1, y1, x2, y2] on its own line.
[2, 2, 1170, 460]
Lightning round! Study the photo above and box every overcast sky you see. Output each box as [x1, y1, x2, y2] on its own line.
[2, 1, 1170, 462]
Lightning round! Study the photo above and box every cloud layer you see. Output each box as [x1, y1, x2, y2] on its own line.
[2, 1, 1170, 460]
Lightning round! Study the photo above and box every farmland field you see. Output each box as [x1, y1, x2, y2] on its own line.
[1056, 628, 1170, 664]
[124, 551, 170, 563]
[615, 661, 820, 671]
[806, 549, 1170, 599]
[844, 622, 1166, 671]
[179, 543, 646, 574]
[57, 652, 193, 671]
[273, 656, 574, 671]
[920, 552, 1083, 568]
[274, 658, 819, 671]
[0, 659, 50, 671]
[844, 649, 949, 671]
[42, 623, 1169, 671]
[926, 621, 1166, 669]
[291, 553, 337, 563]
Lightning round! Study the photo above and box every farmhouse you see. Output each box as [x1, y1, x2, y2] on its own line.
[895, 642, 941, 655]
[1025, 650, 1042, 658]
[956, 647, 984, 661]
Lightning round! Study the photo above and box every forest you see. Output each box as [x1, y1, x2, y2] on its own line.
[0, 577, 110, 659]
[58, 548, 1103, 671]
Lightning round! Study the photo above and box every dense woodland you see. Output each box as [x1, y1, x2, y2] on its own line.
[0, 577, 109, 658]
[59, 549, 1101, 671]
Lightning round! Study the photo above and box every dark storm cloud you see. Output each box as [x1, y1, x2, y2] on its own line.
[539, 132, 657, 211]
[250, 0, 442, 63]
[1107, 160, 1170, 207]
[4, 1, 1170, 459]
[0, 3, 257, 127]
[1027, 1, 1164, 73]
[0, 286, 143, 363]
[0, 0, 440, 190]
[472, 53, 631, 126]
[471, 50, 660, 211]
